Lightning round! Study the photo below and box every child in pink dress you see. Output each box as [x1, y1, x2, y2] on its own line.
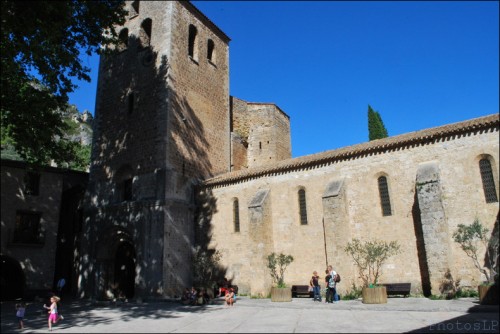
[44, 296, 63, 331]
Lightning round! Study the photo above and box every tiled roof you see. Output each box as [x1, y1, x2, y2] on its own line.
[204, 113, 499, 188]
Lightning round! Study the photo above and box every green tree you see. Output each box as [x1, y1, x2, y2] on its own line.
[267, 252, 294, 288]
[344, 238, 401, 287]
[368, 105, 389, 141]
[453, 218, 499, 284]
[1, 0, 127, 166]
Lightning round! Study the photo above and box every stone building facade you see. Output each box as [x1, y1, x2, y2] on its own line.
[0, 160, 87, 300]
[80, 1, 499, 300]
[203, 115, 499, 297]
[80, 1, 232, 299]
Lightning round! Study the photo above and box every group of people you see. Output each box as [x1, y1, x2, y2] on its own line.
[15, 289, 65, 331]
[309, 265, 340, 303]
[181, 287, 211, 305]
[181, 279, 237, 307]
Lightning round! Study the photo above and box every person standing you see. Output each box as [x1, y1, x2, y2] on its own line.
[56, 277, 66, 296]
[327, 265, 339, 304]
[324, 269, 334, 303]
[15, 302, 26, 329]
[310, 271, 322, 302]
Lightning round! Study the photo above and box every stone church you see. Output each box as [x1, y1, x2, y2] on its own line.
[78, 1, 499, 300]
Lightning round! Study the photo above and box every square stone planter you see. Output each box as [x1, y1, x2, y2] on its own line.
[478, 284, 498, 305]
[362, 286, 387, 304]
[271, 287, 292, 302]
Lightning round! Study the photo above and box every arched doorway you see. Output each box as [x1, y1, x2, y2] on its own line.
[114, 241, 136, 299]
[95, 227, 136, 300]
[0, 255, 25, 300]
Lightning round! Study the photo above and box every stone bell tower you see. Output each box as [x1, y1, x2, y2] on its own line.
[80, 1, 231, 300]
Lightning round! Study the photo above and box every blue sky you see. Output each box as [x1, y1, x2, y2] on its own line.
[68, 1, 499, 158]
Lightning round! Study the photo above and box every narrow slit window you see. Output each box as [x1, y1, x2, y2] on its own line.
[233, 199, 240, 232]
[118, 28, 128, 52]
[131, 1, 139, 15]
[298, 189, 308, 225]
[188, 25, 198, 60]
[139, 18, 152, 49]
[128, 92, 134, 114]
[378, 176, 392, 216]
[123, 178, 133, 201]
[479, 158, 498, 203]
[207, 39, 215, 63]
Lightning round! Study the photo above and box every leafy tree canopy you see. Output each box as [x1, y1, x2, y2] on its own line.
[368, 105, 389, 141]
[1, 0, 127, 166]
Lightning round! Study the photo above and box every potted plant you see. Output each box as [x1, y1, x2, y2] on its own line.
[344, 238, 401, 304]
[267, 252, 294, 302]
[453, 218, 499, 305]
[192, 247, 223, 299]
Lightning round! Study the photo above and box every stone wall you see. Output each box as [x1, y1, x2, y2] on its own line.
[1, 160, 87, 295]
[231, 96, 292, 170]
[203, 120, 499, 297]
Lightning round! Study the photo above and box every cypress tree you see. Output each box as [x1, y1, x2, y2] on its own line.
[368, 105, 389, 141]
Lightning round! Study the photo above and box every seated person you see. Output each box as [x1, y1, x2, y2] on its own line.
[189, 287, 198, 305]
[225, 287, 235, 307]
[181, 287, 191, 304]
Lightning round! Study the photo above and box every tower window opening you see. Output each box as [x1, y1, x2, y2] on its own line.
[139, 18, 152, 49]
[188, 25, 198, 60]
[128, 92, 134, 114]
[207, 39, 216, 63]
[118, 28, 128, 52]
[130, 1, 139, 16]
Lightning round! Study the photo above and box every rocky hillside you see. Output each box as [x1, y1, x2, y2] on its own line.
[1, 105, 93, 169]
[61, 105, 93, 146]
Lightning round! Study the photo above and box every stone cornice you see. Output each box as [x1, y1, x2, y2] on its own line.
[204, 113, 499, 188]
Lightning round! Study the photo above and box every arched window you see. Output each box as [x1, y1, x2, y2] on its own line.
[479, 158, 498, 203]
[130, 1, 139, 16]
[118, 28, 128, 52]
[378, 176, 392, 216]
[233, 199, 240, 232]
[139, 18, 152, 49]
[298, 189, 308, 225]
[188, 24, 198, 60]
[207, 39, 215, 63]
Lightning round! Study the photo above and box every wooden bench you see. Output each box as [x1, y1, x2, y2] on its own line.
[381, 283, 411, 297]
[291, 285, 313, 298]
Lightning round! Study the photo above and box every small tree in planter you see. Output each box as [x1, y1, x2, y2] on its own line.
[192, 246, 223, 298]
[453, 218, 499, 304]
[267, 252, 294, 302]
[345, 238, 401, 304]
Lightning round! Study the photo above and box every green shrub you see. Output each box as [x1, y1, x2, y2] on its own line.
[342, 283, 363, 300]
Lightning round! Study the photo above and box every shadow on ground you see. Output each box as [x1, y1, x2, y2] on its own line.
[1, 297, 226, 332]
